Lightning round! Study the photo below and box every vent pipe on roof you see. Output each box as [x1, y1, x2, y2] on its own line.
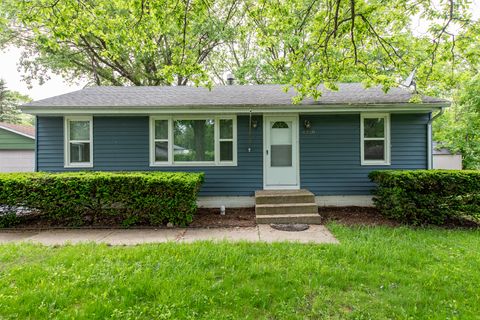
[226, 73, 235, 85]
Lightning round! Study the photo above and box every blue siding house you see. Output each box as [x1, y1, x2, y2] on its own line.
[23, 84, 448, 207]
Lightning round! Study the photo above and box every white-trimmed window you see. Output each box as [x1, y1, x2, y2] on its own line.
[64, 116, 93, 168]
[150, 116, 237, 166]
[360, 113, 390, 165]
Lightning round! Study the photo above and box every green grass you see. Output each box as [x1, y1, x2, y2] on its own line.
[0, 224, 479, 319]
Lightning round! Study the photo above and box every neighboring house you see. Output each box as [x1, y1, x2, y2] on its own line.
[0, 122, 35, 172]
[22, 84, 449, 207]
[433, 141, 462, 170]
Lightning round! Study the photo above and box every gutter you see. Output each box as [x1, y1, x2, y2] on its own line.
[427, 107, 446, 169]
[21, 103, 449, 116]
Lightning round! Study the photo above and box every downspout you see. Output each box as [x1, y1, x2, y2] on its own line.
[35, 115, 38, 172]
[427, 107, 445, 169]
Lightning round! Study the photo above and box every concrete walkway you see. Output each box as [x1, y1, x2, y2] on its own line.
[0, 225, 338, 246]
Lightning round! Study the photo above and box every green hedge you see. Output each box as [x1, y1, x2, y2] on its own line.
[0, 172, 204, 227]
[369, 170, 480, 225]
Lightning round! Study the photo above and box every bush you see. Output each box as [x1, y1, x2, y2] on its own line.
[0, 212, 19, 228]
[0, 172, 204, 227]
[369, 170, 480, 225]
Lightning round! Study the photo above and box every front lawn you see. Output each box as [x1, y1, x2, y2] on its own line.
[1, 224, 479, 319]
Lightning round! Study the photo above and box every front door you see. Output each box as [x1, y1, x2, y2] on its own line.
[264, 115, 299, 189]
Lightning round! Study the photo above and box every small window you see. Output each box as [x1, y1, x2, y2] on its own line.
[219, 119, 234, 161]
[150, 116, 237, 166]
[361, 114, 390, 165]
[65, 116, 93, 167]
[154, 120, 169, 162]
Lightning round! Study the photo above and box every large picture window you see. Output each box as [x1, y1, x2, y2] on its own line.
[64, 116, 93, 167]
[360, 113, 390, 165]
[150, 116, 237, 166]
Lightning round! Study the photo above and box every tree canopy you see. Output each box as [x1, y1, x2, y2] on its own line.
[433, 75, 480, 169]
[0, 80, 31, 124]
[1, 0, 478, 99]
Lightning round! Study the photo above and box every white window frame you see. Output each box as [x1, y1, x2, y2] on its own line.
[360, 113, 391, 166]
[64, 116, 93, 168]
[149, 115, 237, 166]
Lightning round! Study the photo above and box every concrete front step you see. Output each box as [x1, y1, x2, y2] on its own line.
[256, 203, 318, 215]
[256, 213, 323, 224]
[255, 189, 315, 205]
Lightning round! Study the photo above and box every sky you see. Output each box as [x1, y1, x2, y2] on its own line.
[0, 1, 479, 101]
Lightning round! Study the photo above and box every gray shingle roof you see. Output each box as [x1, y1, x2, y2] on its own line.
[23, 83, 448, 108]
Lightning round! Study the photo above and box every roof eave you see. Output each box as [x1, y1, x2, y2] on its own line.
[21, 102, 449, 115]
[0, 125, 35, 139]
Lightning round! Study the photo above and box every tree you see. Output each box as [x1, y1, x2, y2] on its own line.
[1, 0, 242, 87]
[0, 80, 31, 124]
[1, 0, 478, 98]
[434, 76, 480, 169]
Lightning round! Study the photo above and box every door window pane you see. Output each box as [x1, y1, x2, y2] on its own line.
[271, 145, 292, 167]
[220, 119, 233, 139]
[271, 121, 292, 167]
[174, 119, 214, 162]
[272, 121, 289, 129]
[155, 141, 169, 162]
[364, 140, 385, 160]
[70, 121, 90, 140]
[155, 120, 169, 139]
[70, 142, 90, 163]
[364, 118, 385, 138]
[220, 141, 233, 161]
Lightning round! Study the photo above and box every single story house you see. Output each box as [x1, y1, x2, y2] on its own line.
[22, 84, 449, 207]
[432, 141, 462, 170]
[0, 122, 35, 172]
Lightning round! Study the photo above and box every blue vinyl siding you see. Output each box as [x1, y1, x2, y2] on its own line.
[299, 113, 428, 195]
[37, 115, 263, 196]
[37, 113, 428, 196]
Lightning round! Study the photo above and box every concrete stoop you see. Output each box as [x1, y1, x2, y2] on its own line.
[255, 189, 322, 224]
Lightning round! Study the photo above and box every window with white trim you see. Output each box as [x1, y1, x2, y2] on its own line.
[150, 116, 237, 166]
[64, 116, 93, 167]
[361, 113, 390, 165]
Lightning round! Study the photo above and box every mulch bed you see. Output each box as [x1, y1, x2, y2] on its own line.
[319, 206, 400, 227]
[189, 208, 256, 228]
[2, 206, 478, 229]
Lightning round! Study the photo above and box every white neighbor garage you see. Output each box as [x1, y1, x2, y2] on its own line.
[0, 122, 35, 172]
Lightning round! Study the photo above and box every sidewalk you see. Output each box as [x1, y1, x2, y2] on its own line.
[0, 225, 338, 245]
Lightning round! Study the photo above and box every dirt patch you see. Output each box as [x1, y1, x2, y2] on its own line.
[189, 208, 256, 228]
[319, 206, 401, 227]
[3, 207, 257, 229]
[320, 206, 480, 229]
[3, 206, 478, 230]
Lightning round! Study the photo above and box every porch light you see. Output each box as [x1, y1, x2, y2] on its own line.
[251, 119, 258, 129]
[304, 120, 312, 129]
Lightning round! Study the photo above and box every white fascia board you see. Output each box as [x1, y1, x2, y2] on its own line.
[21, 103, 449, 115]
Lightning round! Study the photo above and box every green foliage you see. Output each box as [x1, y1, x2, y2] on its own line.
[0, 172, 204, 226]
[0, 0, 477, 98]
[1, 0, 241, 87]
[0, 212, 19, 228]
[1, 226, 480, 318]
[369, 170, 480, 225]
[434, 75, 480, 169]
[0, 79, 32, 124]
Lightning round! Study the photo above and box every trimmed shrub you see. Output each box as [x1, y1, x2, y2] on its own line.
[0, 172, 204, 226]
[369, 170, 480, 225]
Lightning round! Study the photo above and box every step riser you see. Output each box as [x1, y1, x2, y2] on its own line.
[256, 205, 318, 215]
[256, 215, 323, 224]
[255, 195, 315, 205]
